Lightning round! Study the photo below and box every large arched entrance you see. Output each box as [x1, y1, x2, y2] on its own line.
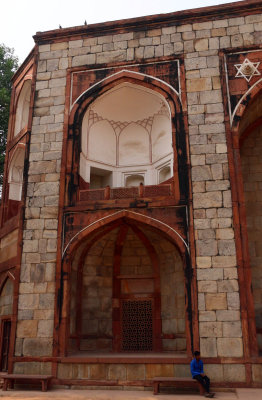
[239, 92, 262, 354]
[56, 65, 194, 359]
[60, 212, 191, 357]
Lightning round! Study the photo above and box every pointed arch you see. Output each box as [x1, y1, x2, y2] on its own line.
[71, 69, 180, 113]
[67, 68, 186, 204]
[8, 144, 26, 201]
[14, 79, 32, 137]
[57, 209, 196, 357]
[231, 80, 262, 135]
[69, 69, 182, 128]
[0, 272, 15, 296]
[63, 209, 189, 260]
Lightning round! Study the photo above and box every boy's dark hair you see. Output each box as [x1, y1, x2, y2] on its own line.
[194, 350, 200, 356]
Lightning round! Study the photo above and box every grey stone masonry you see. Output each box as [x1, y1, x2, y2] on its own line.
[17, 12, 262, 357]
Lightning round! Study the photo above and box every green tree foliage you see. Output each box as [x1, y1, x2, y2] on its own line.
[0, 44, 19, 193]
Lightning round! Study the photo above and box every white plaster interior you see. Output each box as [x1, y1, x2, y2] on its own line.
[93, 84, 164, 121]
[119, 123, 150, 166]
[88, 120, 116, 165]
[126, 174, 144, 187]
[14, 80, 31, 137]
[151, 115, 172, 163]
[80, 82, 173, 188]
[8, 146, 25, 201]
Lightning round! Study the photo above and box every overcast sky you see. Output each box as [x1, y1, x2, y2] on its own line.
[1, 0, 240, 63]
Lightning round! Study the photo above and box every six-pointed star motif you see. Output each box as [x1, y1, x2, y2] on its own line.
[234, 58, 261, 82]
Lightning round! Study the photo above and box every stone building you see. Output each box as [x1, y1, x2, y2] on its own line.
[0, 0, 262, 388]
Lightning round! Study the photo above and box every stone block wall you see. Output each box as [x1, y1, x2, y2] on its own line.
[158, 240, 185, 351]
[80, 230, 117, 351]
[120, 229, 153, 276]
[55, 361, 248, 383]
[15, 9, 262, 362]
[141, 227, 186, 351]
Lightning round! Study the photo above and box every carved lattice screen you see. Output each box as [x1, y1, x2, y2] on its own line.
[122, 299, 153, 351]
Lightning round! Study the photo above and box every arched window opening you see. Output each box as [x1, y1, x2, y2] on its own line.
[14, 80, 32, 137]
[239, 92, 262, 354]
[8, 147, 25, 201]
[80, 82, 173, 189]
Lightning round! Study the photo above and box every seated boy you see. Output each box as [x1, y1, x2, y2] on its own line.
[190, 351, 214, 398]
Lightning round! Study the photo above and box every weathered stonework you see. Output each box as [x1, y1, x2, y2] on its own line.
[0, 0, 262, 389]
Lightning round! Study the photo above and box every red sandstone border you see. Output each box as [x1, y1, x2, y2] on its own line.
[0, 47, 39, 374]
[219, 48, 262, 359]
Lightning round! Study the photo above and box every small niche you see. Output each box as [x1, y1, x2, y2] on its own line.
[159, 166, 171, 183]
[90, 167, 112, 189]
[125, 175, 144, 187]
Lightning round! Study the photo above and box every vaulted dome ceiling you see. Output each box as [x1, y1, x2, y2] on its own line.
[92, 82, 170, 122]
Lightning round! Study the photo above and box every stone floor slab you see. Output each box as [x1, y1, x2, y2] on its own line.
[0, 388, 240, 400]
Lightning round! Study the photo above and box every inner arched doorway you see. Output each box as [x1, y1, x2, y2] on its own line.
[67, 218, 187, 354]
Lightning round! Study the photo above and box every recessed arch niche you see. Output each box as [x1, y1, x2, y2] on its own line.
[8, 146, 26, 201]
[14, 80, 32, 137]
[80, 82, 173, 188]
[68, 219, 186, 353]
[239, 91, 262, 353]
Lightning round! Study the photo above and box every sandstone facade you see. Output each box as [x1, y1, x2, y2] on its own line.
[0, 0, 262, 388]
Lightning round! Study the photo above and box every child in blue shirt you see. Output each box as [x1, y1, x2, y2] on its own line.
[190, 351, 214, 398]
